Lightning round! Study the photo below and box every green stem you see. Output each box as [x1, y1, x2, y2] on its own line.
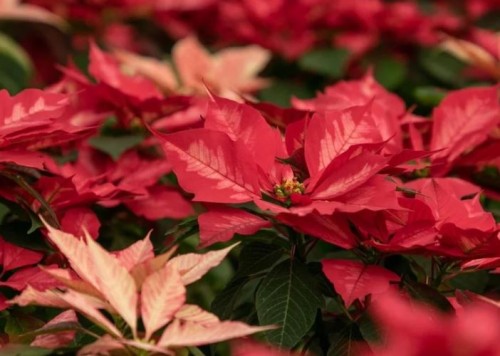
[0, 169, 59, 228]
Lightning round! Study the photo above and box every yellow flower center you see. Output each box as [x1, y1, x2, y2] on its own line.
[274, 178, 305, 200]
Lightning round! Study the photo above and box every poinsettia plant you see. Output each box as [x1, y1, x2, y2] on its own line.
[1, 0, 500, 355]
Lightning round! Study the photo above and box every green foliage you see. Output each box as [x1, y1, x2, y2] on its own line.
[0, 344, 52, 356]
[374, 57, 407, 90]
[89, 134, 144, 161]
[299, 48, 351, 78]
[256, 259, 323, 348]
[0, 33, 32, 94]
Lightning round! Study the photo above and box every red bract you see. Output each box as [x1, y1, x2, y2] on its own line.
[369, 291, 500, 356]
[0, 237, 58, 310]
[198, 206, 271, 247]
[30, 310, 78, 349]
[115, 36, 271, 100]
[322, 259, 400, 307]
[10, 224, 271, 353]
[0, 89, 98, 169]
[160, 95, 401, 217]
[55, 45, 194, 130]
[47, 146, 193, 220]
[430, 86, 500, 175]
[89, 43, 162, 102]
[293, 73, 406, 153]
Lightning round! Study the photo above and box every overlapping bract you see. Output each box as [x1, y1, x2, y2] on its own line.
[9, 224, 270, 353]
[157, 77, 499, 260]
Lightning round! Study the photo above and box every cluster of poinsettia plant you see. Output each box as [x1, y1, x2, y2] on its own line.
[1, 1, 500, 355]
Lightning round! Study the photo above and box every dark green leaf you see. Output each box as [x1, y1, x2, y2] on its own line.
[357, 313, 380, 344]
[374, 57, 407, 90]
[404, 279, 454, 312]
[259, 80, 314, 107]
[299, 48, 350, 78]
[5, 311, 45, 343]
[0, 201, 9, 223]
[0, 221, 50, 252]
[418, 49, 466, 87]
[89, 134, 144, 160]
[327, 324, 359, 356]
[211, 277, 249, 320]
[18, 321, 81, 339]
[449, 271, 489, 294]
[256, 259, 322, 347]
[236, 242, 284, 278]
[0, 344, 52, 356]
[0, 32, 32, 94]
[413, 86, 447, 107]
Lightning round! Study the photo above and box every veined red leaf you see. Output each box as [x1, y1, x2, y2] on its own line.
[31, 310, 78, 349]
[60, 208, 100, 240]
[322, 259, 400, 307]
[168, 244, 237, 285]
[430, 86, 500, 164]
[204, 96, 279, 171]
[277, 213, 357, 249]
[198, 206, 271, 248]
[113, 49, 178, 92]
[309, 151, 388, 200]
[0, 151, 52, 169]
[141, 264, 186, 339]
[159, 129, 260, 203]
[0, 236, 43, 272]
[0, 89, 67, 142]
[114, 232, 155, 271]
[88, 43, 162, 101]
[334, 175, 401, 213]
[304, 105, 382, 176]
[125, 185, 194, 220]
[293, 73, 405, 151]
[84, 234, 138, 334]
[0, 266, 59, 291]
[158, 319, 272, 347]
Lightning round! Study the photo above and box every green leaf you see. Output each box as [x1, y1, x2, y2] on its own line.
[449, 271, 490, 294]
[5, 311, 45, 343]
[236, 242, 284, 278]
[256, 259, 322, 348]
[374, 57, 407, 90]
[357, 313, 380, 344]
[404, 279, 454, 312]
[0, 32, 33, 94]
[211, 277, 249, 320]
[212, 242, 284, 320]
[0, 344, 52, 356]
[18, 321, 81, 339]
[0, 201, 10, 223]
[259, 80, 314, 107]
[327, 324, 360, 356]
[89, 134, 144, 160]
[413, 86, 447, 107]
[418, 49, 466, 87]
[299, 48, 350, 78]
